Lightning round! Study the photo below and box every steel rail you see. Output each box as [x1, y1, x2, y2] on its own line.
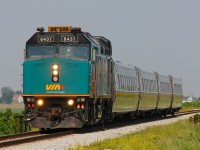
[0, 131, 41, 142]
[0, 129, 74, 148]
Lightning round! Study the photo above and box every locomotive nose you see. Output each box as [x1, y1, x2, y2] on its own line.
[23, 58, 90, 95]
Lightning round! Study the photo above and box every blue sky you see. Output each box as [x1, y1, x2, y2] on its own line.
[0, 0, 200, 96]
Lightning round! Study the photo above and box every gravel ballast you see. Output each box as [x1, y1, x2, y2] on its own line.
[4, 114, 194, 150]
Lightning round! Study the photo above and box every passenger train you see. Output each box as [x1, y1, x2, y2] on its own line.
[23, 26, 183, 129]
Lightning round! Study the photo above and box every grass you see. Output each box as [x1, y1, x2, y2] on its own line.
[181, 100, 200, 112]
[71, 119, 200, 150]
[181, 106, 199, 112]
[0, 103, 24, 113]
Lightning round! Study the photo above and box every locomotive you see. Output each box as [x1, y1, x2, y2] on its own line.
[23, 26, 183, 129]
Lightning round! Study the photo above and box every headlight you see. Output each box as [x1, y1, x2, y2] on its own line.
[27, 97, 31, 102]
[76, 97, 81, 102]
[81, 97, 85, 102]
[27, 97, 35, 102]
[37, 99, 44, 106]
[52, 76, 59, 82]
[52, 64, 59, 70]
[53, 70, 58, 75]
[52, 64, 59, 82]
[67, 99, 74, 106]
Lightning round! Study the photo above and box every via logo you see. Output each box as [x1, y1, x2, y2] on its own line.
[46, 84, 65, 91]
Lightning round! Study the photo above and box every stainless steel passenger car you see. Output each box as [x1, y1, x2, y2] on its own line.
[113, 61, 183, 117]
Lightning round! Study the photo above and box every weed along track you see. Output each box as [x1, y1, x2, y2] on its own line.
[1, 110, 199, 149]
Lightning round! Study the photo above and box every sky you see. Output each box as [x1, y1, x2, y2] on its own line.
[0, 0, 200, 97]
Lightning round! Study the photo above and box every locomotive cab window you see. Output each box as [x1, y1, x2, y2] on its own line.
[27, 45, 57, 59]
[59, 46, 89, 60]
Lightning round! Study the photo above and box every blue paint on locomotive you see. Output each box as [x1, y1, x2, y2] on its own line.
[23, 58, 90, 95]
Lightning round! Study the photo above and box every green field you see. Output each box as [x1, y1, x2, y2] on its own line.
[71, 118, 200, 150]
[181, 100, 200, 112]
[0, 103, 24, 113]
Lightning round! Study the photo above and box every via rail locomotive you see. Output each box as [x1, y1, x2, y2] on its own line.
[23, 26, 183, 129]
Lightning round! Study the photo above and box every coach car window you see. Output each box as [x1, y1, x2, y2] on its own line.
[124, 76, 126, 90]
[151, 81, 156, 92]
[131, 77, 134, 91]
[128, 77, 130, 91]
[59, 46, 89, 60]
[133, 77, 136, 91]
[174, 84, 183, 94]
[122, 75, 125, 90]
[117, 75, 120, 90]
[127, 76, 129, 91]
[126, 76, 128, 90]
[149, 80, 153, 92]
[129, 77, 132, 91]
[120, 75, 122, 90]
[27, 46, 57, 59]
[160, 82, 171, 93]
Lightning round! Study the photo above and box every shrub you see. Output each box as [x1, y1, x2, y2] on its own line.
[0, 108, 28, 136]
[189, 114, 200, 126]
[0, 108, 15, 135]
[183, 100, 200, 107]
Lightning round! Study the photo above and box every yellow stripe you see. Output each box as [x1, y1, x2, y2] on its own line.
[23, 94, 89, 97]
[115, 92, 182, 99]
[95, 96, 112, 99]
[173, 95, 183, 99]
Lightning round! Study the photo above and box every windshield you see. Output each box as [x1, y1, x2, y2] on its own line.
[27, 46, 57, 59]
[26, 45, 89, 60]
[59, 46, 89, 60]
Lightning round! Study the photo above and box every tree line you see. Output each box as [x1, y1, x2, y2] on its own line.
[0, 87, 22, 104]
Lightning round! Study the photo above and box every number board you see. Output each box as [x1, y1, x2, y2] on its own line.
[61, 35, 78, 43]
[38, 35, 54, 43]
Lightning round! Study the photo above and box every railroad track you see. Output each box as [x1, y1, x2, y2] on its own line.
[0, 109, 199, 148]
[0, 129, 74, 148]
[178, 109, 200, 116]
